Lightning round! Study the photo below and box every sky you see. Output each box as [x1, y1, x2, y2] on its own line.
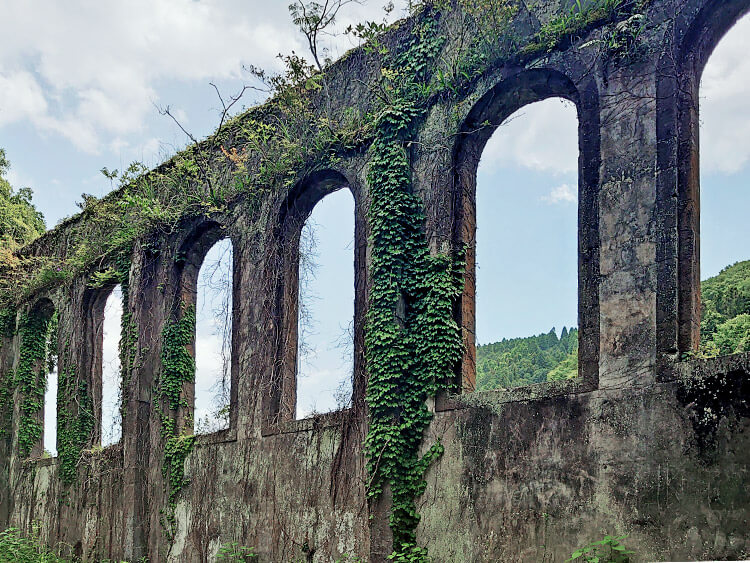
[8, 3, 746, 447]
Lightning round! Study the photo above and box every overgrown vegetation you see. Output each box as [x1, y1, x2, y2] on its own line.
[699, 260, 750, 357]
[216, 542, 259, 561]
[567, 534, 634, 562]
[157, 303, 197, 538]
[361, 8, 468, 560]
[56, 360, 95, 485]
[0, 148, 45, 256]
[15, 307, 56, 457]
[0, 526, 64, 563]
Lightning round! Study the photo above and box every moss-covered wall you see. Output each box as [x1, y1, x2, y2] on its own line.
[1, 0, 749, 561]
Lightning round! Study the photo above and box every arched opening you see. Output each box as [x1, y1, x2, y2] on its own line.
[658, 2, 750, 358]
[101, 285, 123, 446]
[19, 298, 56, 458]
[454, 69, 599, 392]
[42, 308, 58, 457]
[474, 98, 579, 390]
[296, 189, 355, 419]
[269, 170, 363, 424]
[83, 277, 125, 448]
[173, 220, 236, 435]
[696, 11, 750, 357]
[194, 237, 233, 434]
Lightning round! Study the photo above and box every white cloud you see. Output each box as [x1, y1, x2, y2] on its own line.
[479, 97, 579, 175]
[701, 14, 750, 174]
[542, 183, 577, 205]
[0, 0, 405, 156]
[0, 71, 48, 126]
[0, 0, 303, 153]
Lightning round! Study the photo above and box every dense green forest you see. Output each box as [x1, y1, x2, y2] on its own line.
[699, 260, 750, 356]
[476, 260, 750, 390]
[476, 327, 578, 390]
[0, 148, 45, 260]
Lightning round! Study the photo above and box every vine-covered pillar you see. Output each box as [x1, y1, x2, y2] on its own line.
[0, 309, 17, 528]
[596, 58, 660, 388]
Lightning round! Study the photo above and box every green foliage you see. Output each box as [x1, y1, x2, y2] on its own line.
[567, 534, 633, 562]
[56, 361, 94, 485]
[0, 2, 664, 557]
[522, 0, 649, 56]
[216, 542, 258, 561]
[0, 526, 64, 563]
[114, 252, 136, 429]
[710, 314, 750, 356]
[160, 305, 196, 412]
[163, 433, 195, 504]
[0, 148, 45, 252]
[363, 10, 463, 561]
[156, 303, 197, 538]
[699, 260, 750, 357]
[476, 327, 578, 390]
[15, 309, 56, 457]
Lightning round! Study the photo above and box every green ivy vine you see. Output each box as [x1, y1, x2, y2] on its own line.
[56, 359, 94, 485]
[156, 302, 197, 538]
[0, 310, 15, 439]
[114, 251, 136, 429]
[364, 11, 464, 561]
[15, 308, 56, 457]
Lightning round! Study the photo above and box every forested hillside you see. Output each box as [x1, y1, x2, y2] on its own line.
[476, 327, 578, 390]
[476, 260, 750, 390]
[700, 260, 750, 356]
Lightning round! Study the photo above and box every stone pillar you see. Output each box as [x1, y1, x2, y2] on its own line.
[596, 62, 660, 388]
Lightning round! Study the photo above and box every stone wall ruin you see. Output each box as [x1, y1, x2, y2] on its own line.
[1, 0, 749, 561]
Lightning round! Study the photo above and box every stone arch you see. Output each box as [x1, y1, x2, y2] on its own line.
[21, 297, 56, 457]
[82, 279, 123, 447]
[656, 0, 750, 358]
[173, 219, 238, 433]
[452, 67, 600, 391]
[268, 169, 365, 424]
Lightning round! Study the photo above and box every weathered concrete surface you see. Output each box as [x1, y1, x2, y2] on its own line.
[421, 368, 750, 561]
[1, 0, 749, 561]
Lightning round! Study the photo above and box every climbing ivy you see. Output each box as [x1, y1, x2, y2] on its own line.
[15, 308, 56, 457]
[363, 10, 464, 561]
[56, 360, 94, 485]
[114, 251, 136, 428]
[156, 303, 197, 538]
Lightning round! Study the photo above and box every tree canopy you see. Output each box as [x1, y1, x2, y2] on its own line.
[0, 148, 45, 252]
[700, 260, 750, 356]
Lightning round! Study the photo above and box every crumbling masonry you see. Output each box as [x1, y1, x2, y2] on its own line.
[1, 0, 749, 561]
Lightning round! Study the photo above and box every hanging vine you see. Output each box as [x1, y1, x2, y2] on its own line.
[15, 307, 56, 457]
[156, 302, 197, 538]
[56, 358, 95, 485]
[363, 10, 464, 561]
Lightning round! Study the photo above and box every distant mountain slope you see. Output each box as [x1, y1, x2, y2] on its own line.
[476, 327, 577, 390]
[476, 260, 750, 391]
[700, 260, 750, 356]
